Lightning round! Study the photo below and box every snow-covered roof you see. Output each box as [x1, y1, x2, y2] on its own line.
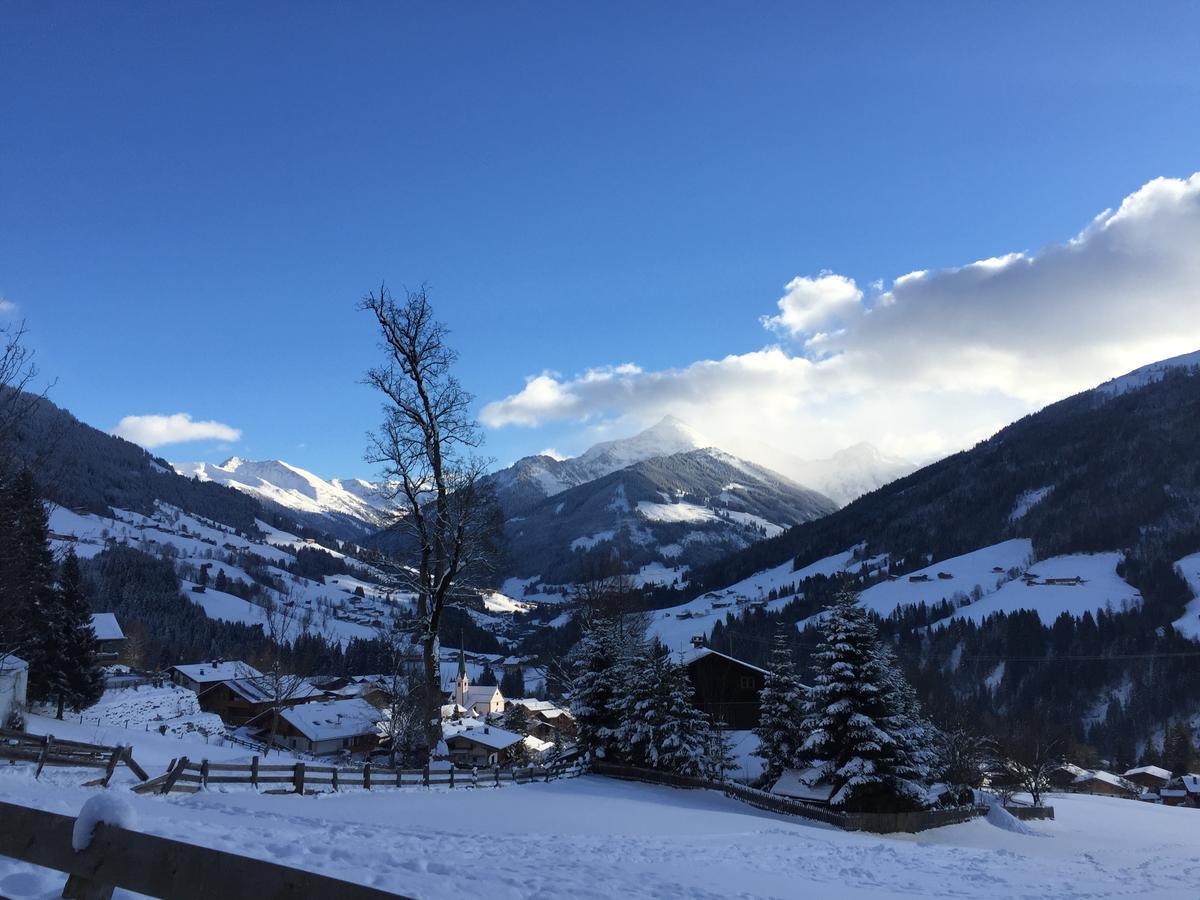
[1168, 774, 1200, 793]
[675, 647, 770, 677]
[454, 685, 502, 707]
[523, 735, 554, 754]
[89, 613, 125, 642]
[0, 654, 28, 674]
[771, 767, 835, 803]
[442, 719, 523, 751]
[209, 676, 324, 704]
[513, 699, 571, 717]
[1123, 765, 1171, 781]
[272, 698, 381, 742]
[1073, 770, 1137, 791]
[172, 661, 263, 683]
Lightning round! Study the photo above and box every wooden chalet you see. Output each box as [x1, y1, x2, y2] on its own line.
[169, 660, 263, 693]
[442, 720, 524, 767]
[89, 613, 126, 660]
[247, 698, 381, 756]
[197, 676, 324, 725]
[676, 647, 768, 730]
[1161, 774, 1200, 808]
[1122, 765, 1172, 791]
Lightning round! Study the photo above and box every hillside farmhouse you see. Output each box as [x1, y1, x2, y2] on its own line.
[248, 697, 381, 756]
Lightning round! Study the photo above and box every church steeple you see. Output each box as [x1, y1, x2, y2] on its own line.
[455, 641, 469, 707]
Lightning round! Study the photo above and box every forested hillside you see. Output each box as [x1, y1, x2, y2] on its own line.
[691, 366, 1200, 624]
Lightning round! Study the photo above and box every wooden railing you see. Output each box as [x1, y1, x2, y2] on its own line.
[0, 798, 406, 899]
[0, 729, 149, 785]
[591, 762, 990, 833]
[135, 754, 585, 795]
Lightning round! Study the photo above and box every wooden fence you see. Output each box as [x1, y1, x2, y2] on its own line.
[591, 762, 989, 833]
[0, 729, 149, 786]
[136, 754, 585, 795]
[0, 797, 407, 900]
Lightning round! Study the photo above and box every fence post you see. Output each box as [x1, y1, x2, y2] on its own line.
[250, 756, 259, 789]
[495, 767, 500, 787]
[423, 763, 429, 787]
[199, 760, 210, 790]
[294, 762, 306, 795]
[449, 767, 455, 789]
[471, 767, 478, 789]
[99, 748, 123, 787]
[332, 767, 339, 792]
[161, 757, 189, 795]
[34, 735, 54, 780]
[363, 762, 372, 791]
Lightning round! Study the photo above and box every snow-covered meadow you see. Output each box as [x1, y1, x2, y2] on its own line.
[0, 755, 1197, 899]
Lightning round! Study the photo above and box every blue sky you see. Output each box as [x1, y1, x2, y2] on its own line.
[3, 2, 1200, 479]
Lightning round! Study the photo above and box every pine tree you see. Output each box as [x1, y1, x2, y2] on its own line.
[616, 648, 715, 776]
[568, 617, 624, 760]
[753, 624, 806, 784]
[1164, 722, 1196, 776]
[798, 591, 927, 813]
[52, 550, 104, 718]
[0, 471, 61, 701]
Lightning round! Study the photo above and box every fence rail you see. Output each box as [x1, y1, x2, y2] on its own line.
[0, 797, 407, 900]
[135, 754, 585, 795]
[0, 729, 149, 785]
[591, 762, 989, 834]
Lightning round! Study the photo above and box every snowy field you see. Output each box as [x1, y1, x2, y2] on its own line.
[1173, 552, 1200, 639]
[947, 552, 1140, 624]
[0, 760, 1197, 899]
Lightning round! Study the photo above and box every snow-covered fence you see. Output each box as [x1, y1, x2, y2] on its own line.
[592, 763, 989, 834]
[0, 729, 149, 785]
[136, 754, 584, 795]
[0, 797, 406, 899]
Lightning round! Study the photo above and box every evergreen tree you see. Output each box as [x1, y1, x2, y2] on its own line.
[616, 648, 714, 777]
[0, 471, 61, 700]
[753, 624, 806, 784]
[568, 617, 624, 760]
[500, 665, 525, 699]
[1164, 722, 1196, 775]
[52, 550, 104, 718]
[798, 591, 927, 813]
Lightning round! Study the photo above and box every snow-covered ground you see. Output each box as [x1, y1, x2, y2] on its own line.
[0, 762, 1197, 899]
[1173, 552, 1200, 639]
[648, 548, 872, 650]
[947, 552, 1140, 624]
[47, 683, 226, 740]
[856, 539, 1033, 615]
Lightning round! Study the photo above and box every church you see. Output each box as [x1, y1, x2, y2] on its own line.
[448, 647, 505, 717]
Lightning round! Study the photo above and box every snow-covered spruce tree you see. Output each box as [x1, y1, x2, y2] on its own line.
[568, 616, 625, 760]
[798, 590, 928, 813]
[752, 624, 806, 784]
[879, 645, 938, 785]
[0, 470, 62, 701]
[617, 648, 715, 777]
[52, 549, 104, 719]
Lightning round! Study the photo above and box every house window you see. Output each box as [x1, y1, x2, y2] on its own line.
[739, 676, 755, 690]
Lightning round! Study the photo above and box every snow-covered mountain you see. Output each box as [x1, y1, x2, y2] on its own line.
[501, 445, 837, 583]
[1095, 348, 1200, 397]
[173, 458, 392, 538]
[780, 443, 917, 507]
[487, 416, 712, 516]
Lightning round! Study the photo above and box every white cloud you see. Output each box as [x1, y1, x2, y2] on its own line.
[112, 413, 242, 449]
[481, 173, 1200, 467]
[0, 298, 17, 316]
[761, 273, 864, 338]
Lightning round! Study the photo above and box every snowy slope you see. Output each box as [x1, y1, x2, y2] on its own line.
[947, 552, 1141, 624]
[649, 547, 877, 650]
[857, 540, 1035, 616]
[173, 457, 391, 536]
[1095, 348, 1200, 397]
[1171, 552, 1200, 639]
[1, 764, 1199, 899]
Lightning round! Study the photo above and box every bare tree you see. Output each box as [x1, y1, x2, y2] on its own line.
[360, 285, 500, 754]
[0, 320, 48, 469]
[254, 593, 315, 755]
[993, 736, 1061, 808]
[374, 611, 425, 766]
